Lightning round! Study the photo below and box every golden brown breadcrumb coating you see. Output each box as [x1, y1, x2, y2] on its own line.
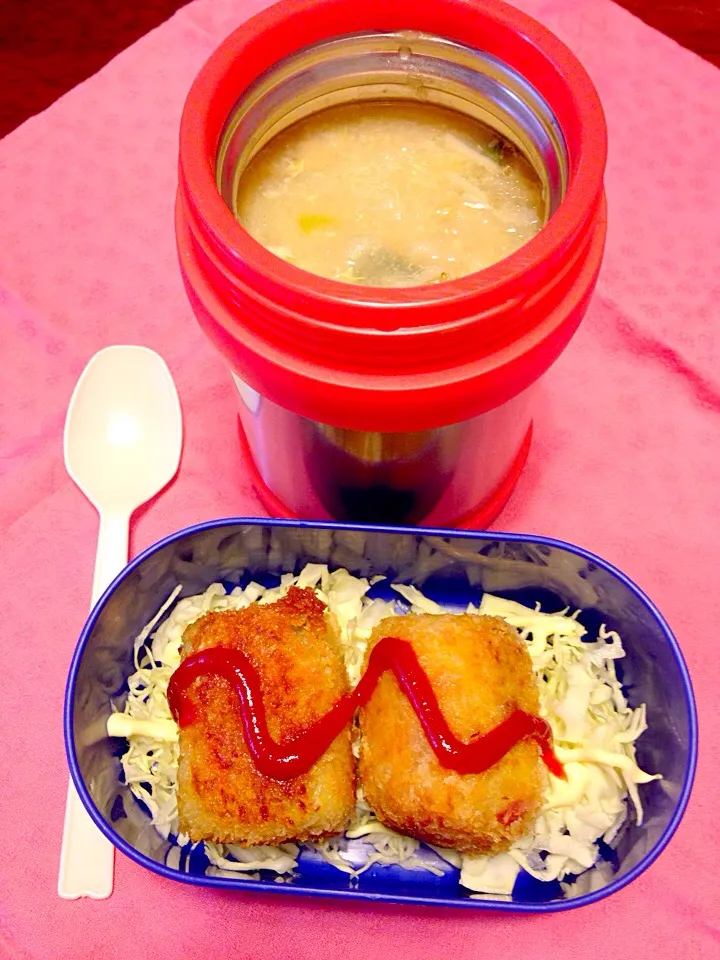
[358, 613, 546, 854]
[176, 587, 355, 846]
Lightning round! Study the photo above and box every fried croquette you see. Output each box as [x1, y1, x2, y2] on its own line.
[176, 587, 355, 846]
[358, 613, 546, 854]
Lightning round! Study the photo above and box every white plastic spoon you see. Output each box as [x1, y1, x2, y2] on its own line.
[58, 345, 183, 900]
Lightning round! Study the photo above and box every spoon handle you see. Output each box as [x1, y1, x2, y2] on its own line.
[58, 784, 115, 899]
[58, 509, 130, 900]
[91, 511, 131, 605]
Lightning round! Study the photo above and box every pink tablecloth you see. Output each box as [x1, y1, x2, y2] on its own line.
[0, 0, 718, 957]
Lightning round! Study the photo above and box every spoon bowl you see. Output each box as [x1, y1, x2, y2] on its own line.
[64, 345, 183, 515]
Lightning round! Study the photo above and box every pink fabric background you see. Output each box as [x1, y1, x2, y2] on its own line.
[0, 0, 718, 956]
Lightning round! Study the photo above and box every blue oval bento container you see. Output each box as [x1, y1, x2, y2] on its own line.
[64, 519, 697, 911]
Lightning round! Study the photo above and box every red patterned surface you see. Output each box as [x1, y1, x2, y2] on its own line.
[0, 1, 718, 958]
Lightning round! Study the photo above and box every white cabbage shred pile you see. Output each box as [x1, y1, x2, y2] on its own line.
[107, 564, 659, 895]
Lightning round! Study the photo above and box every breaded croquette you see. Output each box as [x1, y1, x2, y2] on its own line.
[358, 613, 546, 854]
[176, 587, 355, 846]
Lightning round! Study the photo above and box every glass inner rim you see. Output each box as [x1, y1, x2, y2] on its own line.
[216, 31, 569, 224]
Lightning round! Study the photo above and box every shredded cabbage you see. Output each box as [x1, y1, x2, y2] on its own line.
[109, 565, 659, 893]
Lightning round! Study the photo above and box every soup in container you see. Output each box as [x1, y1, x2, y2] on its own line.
[176, 0, 607, 526]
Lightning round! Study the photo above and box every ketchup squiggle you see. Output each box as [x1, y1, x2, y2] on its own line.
[167, 636, 565, 781]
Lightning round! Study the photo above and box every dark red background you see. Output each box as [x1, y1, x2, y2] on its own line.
[1, 0, 718, 139]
